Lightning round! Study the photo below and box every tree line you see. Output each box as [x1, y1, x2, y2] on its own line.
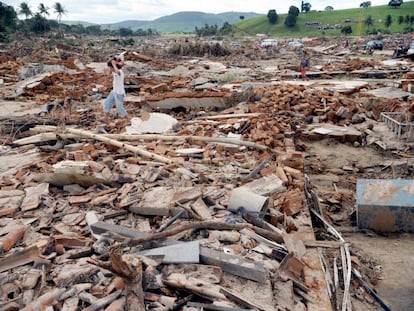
[0, 1, 158, 42]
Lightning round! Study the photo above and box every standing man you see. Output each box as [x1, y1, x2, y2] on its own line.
[300, 50, 310, 81]
[103, 56, 129, 123]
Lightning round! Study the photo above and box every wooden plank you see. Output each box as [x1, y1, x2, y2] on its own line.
[187, 302, 253, 311]
[0, 245, 40, 272]
[91, 221, 150, 240]
[220, 287, 266, 311]
[200, 246, 267, 283]
[191, 197, 213, 220]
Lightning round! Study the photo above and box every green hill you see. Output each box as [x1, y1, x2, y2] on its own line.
[236, 1, 414, 37]
[100, 11, 262, 33]
[143, 11, 224, 33]
[101, 20, 149, 30]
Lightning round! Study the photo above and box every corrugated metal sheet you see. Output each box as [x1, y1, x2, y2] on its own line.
[357, 179, 414, 232]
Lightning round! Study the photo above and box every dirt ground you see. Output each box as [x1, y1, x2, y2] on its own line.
[304, 138, 414, 311]
[347, 233, 414, 311]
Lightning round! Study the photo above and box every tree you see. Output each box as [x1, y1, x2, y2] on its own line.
[288, 6, 300, 17]
[267, 9, 278, 24]
[18, 2, 32, 19]
[385, 14, 392, 28]
[285, 14, 297, 27]
[302, 2, 312, 13]
[341, 25, 352, 35]
[119, 27, 133, 36]
[85, 25, 101, 35]
[388, 0, 403, 8]
[30, 12, 49, 33]
[195, 24, 219, 36]
[53, 2, 66, 24]
[38, 3, 49, 18]
[219, 21, 233, 35]
[325, 6, 334, 11]
[364, 15, 374, 29]
[398, 15, 404, 24]
[360, 1, 371, 8]
[37, 4, 49, 33]
[53, 2, 66, 37]
[0, 2, 17, 34]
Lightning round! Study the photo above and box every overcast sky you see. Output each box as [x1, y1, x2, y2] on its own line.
[4, 0, 393, 24]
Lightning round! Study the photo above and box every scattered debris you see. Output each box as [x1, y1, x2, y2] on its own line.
[0, 33, 413, 311]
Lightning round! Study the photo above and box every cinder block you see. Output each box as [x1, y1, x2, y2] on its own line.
[357, 179, 414, 232]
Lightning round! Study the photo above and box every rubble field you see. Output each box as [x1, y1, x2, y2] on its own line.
[0, 34, 413, 311]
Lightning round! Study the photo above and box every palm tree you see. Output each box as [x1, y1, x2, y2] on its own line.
[53, 2, 66, 37]
[38, 3, 49, 18]
[19, 2, 32, 20]
[53, 2, 66, 24]
[38, 3, 49, 33]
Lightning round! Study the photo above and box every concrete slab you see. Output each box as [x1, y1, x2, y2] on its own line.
[130, 186, 174, 216]
[363, 87, 413, 99]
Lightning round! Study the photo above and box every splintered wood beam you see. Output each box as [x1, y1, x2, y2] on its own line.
[21, 288, 66, 311]
[64, 127, 174, 164]
[123, 221, 283, 247]
[30, 125, 272, 152]
[0, 245, 40, 272]
[82, 290, 123, 311]
[91, 221, 151, 240]
[200, 247, 267, 283]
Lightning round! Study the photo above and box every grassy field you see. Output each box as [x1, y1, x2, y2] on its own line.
[236, 1, 414, 37]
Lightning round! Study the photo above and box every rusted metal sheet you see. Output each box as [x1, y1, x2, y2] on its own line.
[357, 179, 414, 232]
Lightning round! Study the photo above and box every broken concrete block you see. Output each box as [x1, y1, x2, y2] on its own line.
[53, 160, 88, 174]
[125, 113, 177, 134]
[240, 174, 286, 197]
[173, 187, 202, 204]
[283, 166, 302, 180]
[20, 183, 49, 211]
[278, 152, 304, 171]
[129, 187, 174, 216]
[275, 166, 289, 185]
[0, 190, 24, 215]
[138, 241, 200, 264]
[357, 179, 414, 232]
[282, 189, 303, 216]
